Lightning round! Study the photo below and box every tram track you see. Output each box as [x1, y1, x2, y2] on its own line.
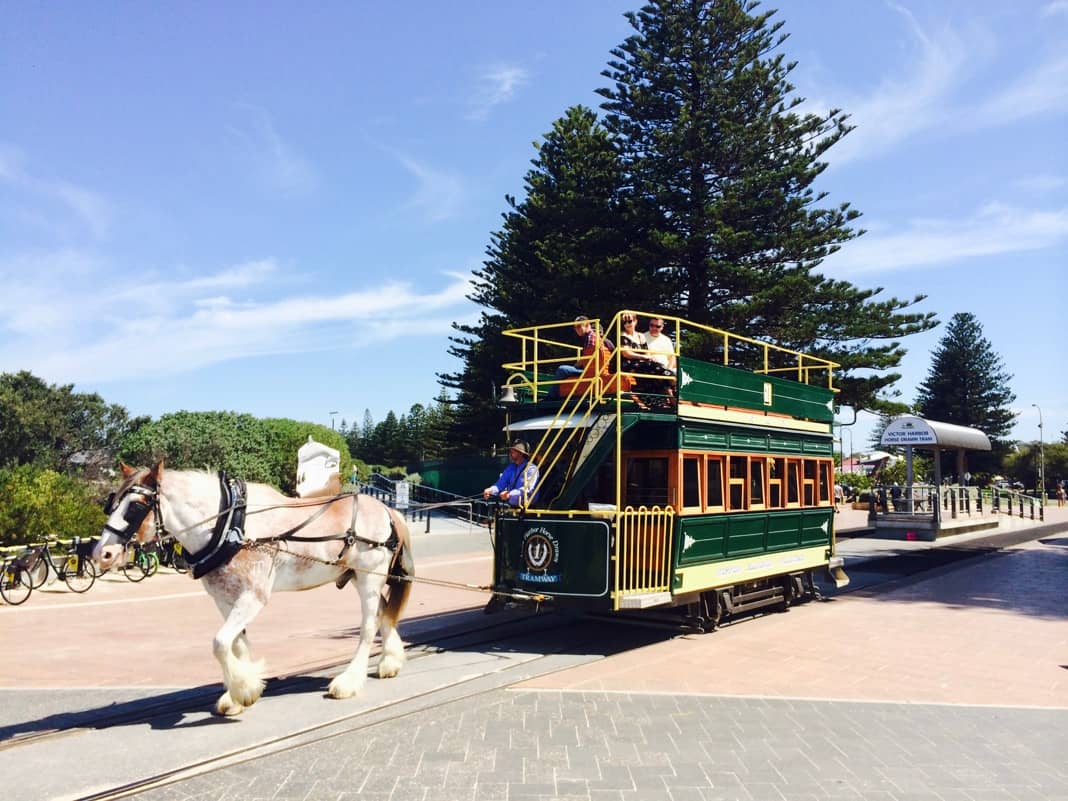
[0, 606, 562, 754]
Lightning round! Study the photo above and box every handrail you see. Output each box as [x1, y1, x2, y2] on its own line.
[502, 310, 840, 401]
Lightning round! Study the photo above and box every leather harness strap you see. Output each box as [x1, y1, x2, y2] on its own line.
[185, 472, 247, 580]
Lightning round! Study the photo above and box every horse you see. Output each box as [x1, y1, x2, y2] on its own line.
[93, 462, 414, 716]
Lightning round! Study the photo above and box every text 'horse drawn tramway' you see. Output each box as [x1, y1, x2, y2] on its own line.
[488, 310, 849, 630]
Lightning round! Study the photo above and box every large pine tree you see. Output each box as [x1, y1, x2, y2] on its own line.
[442, 1, 941, 451]
[915, 312, 1016, 444]
[597, 0, 936, 410]
[440, 106, 656, 451]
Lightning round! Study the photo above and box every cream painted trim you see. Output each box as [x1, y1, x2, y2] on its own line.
[679, 403, 831, 434]
[673, 545, 829, 593]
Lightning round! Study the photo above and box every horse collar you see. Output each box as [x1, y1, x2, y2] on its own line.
[185, 471, 247, 580]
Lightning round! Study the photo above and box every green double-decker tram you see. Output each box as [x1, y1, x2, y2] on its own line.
[490, 310, 848, 629]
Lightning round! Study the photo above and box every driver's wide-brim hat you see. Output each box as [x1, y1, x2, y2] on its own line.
[509, 439, 531, 457]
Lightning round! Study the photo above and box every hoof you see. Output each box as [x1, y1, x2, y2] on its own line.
[215, 691, 245, 717]
[377, 654, 404, 679]
[328, 670, 365, 699]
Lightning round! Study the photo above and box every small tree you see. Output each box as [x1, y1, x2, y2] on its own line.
[915, 312, 1016, 476]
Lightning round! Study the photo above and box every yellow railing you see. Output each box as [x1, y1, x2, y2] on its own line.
[614, 505, 675, 608]
[502, 310, 839, 402]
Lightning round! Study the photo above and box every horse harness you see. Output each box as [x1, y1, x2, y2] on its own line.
[108, 472, 400, 581]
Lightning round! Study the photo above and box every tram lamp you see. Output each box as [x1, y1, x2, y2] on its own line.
[1032, 403, 1045, 501]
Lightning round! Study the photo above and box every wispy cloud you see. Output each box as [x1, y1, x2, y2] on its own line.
[823, 203, 1068, 275]
[0, 142, 113, 239]
[0, 251, 476, 384]
[817, 5, 968, 165]
[1042, 1, 1068, 17]
[394, 153, 467, 222]
[810, 6, 1066, 165]
[227, 106, 318, 195]
[977, 54, 1068, 125]
[465, 64, 529, 121]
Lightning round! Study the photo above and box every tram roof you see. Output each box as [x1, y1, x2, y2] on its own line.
[880, 415, 991, 451]
[507, 414, 595, 433]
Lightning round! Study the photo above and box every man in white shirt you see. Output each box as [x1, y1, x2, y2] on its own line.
[644, 317, 676, 373]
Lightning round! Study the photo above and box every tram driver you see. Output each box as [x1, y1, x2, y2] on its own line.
[483, 439, 540, 507]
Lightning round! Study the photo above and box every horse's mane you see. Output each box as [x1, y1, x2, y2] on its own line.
[164, 468, 291, 503]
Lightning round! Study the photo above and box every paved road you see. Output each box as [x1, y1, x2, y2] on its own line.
[1, 510, 1065, 800]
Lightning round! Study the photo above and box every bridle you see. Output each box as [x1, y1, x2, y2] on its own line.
[102, 483, 163, 543]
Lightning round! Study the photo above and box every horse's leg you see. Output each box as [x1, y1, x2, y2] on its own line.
[328, 552, 387, 699]
[212, 593, 267, 714]
[377, 602, 406, 679]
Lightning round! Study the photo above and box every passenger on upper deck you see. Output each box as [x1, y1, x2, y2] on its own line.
[548, 316, 615, 399]
[644, 317, 676, 373]
[483, 439, 540, 507]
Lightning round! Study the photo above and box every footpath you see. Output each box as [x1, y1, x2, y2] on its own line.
[1, 507, 1065, 801]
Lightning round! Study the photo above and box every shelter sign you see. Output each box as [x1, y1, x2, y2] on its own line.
[881, 417, 937, 446]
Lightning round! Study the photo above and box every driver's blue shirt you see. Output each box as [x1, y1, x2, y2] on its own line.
[488, 459, 540, 507]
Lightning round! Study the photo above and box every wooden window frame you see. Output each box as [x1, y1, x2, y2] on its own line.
[727, 454, 748, 512]
[785, 458, 801, 507]
[705, 454, 726, 512]
[748, 456, 766, 510]
[680, 453, 703, 513]
[767, 456, 783, 509]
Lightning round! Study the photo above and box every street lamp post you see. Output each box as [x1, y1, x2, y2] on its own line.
[330, 410, 339, 431]
[1032, 403, 1045, 503]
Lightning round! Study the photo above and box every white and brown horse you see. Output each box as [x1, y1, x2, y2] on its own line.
[93, 462, 414, 716]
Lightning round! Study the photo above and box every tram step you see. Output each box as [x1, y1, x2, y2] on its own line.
[618, 591, 672, 609]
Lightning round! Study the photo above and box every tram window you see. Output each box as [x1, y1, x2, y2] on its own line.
[818, 461, 832, 505]
[749, 458, 765, 508]
[768, 458, 782, 508]
[803, 459, 817, 506]
[625, 457, 670, 508]
[682, 456, 701, 509]
[728, 455, 747, 510]
[786, 459, 800, 506]
[706, 457, 725, 510]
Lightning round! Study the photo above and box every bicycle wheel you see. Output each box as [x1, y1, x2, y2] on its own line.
[143, 551, 160, 578]
[61, 555, 97, 593]
[171, 545, 189, 574]
[0, 562, 32, 605]
[122, 549, 149, 582]
[27, 553, 49, 589]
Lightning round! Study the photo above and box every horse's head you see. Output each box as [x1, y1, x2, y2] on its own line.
[94, 461, 164, 570]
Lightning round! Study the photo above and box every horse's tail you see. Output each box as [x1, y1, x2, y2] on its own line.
[382, 507, 414, 625]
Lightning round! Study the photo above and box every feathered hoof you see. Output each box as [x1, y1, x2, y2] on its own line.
[377, 653, 404, 679]
[215, 691, 245, 717]
[228, 659, 267, 707]
[328, 670, 365, 699]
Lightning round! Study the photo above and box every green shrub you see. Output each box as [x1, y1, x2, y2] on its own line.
[0, 464, 105, 547]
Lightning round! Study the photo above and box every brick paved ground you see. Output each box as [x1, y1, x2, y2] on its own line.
[132, 517, 1067, 801]
[133, 691, 1068, 801]
[3, 511, 1065, 800]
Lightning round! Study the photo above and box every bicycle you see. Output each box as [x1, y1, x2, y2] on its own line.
[23, 539, 98, 594]
[157, 537, 189, 574]
[0, 555, 34, 605]
[122, 540, 160, 582]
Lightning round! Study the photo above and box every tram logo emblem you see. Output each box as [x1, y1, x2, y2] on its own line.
[520, 526, 560, 583]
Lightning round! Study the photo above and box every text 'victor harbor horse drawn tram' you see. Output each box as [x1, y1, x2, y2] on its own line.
[489, 310, 849, 630]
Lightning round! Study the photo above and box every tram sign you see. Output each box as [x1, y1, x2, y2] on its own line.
[881, 416, 937, 446]
[496, 518, 610, 597]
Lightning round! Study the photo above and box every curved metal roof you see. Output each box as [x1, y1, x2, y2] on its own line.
[880, 415, 991, 451]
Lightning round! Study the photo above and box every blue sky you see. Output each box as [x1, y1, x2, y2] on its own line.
[1, 1, 1065, 454]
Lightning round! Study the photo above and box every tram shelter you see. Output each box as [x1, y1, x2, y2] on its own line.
[875, 415, 993, 538]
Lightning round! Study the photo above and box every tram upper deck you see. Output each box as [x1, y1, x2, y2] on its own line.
[499, 311, 838, 430]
